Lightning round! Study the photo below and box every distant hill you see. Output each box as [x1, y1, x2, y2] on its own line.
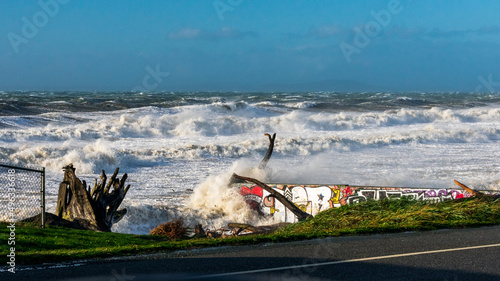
[255, 79, 376, 92]
[167, 79, 382, 92]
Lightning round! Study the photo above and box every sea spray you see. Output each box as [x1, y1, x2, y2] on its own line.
[186, 160, 278, 229]
[111, 160, 279, 234]
[111, 203, 184, 234]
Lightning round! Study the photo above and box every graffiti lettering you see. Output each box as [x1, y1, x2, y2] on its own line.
[236, 184, 485, 223]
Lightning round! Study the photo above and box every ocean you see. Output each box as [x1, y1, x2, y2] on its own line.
[1, 91, 500, 234]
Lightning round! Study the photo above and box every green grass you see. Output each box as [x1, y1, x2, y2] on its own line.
[2, 196, 500, 265]
[277, 196, 500, 238]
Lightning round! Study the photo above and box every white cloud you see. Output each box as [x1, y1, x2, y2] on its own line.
[167, 27, 257, 41]
[307, 24, 344, 38]
[167, 28, 203, 40]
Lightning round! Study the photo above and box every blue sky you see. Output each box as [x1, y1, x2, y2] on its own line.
[1, 0, 500, 92]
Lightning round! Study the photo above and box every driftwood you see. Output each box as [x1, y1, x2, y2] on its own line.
[194, 222, 290, 238]
[56, 164, 130, 232]
[454, 180, 500, 199]
[227, 222, 290, 236]
[230, 133, 313, 221]
[454, 180, 485, 197]
[230, 132, 277, 185]
[259, 133, 276, 169]
[21, 212, 94, 230]
[232, 173, 313, 221]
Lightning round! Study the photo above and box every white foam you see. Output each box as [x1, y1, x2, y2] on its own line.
[185, 160, 278, 228]
[111, 203, 185, 234]
[285, 101, 318, 109]
[112, 160, 278, 234]
[2, 102, 500, 233]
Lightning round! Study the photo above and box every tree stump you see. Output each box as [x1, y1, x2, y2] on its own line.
[56, 164, 130, 232]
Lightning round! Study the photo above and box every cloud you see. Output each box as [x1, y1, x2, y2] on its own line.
[425, 26, 500, 38]
[307, 24, 344, 38]
[380, 25, 500, 40]
[167, 27, 257, 41]
[378, 26, 427, 40]
[287, 23, 500, 42]
[167, 28, 203, 40]
[286, 24, 345, 40]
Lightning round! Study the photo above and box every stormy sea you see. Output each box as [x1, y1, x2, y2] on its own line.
[1, 91, 499, 234]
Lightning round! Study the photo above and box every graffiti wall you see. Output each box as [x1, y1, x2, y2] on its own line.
[236, 184, 492, 223]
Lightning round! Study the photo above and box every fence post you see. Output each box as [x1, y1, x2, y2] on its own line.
[41, 167, 46, 229]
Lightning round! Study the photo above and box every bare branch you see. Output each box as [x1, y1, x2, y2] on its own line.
[454, 180, 485, 197]
[232, 173, 312, 221]
[259, 133, 276, 169]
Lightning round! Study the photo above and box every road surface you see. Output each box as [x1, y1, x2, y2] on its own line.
[3, 225, 500, 280]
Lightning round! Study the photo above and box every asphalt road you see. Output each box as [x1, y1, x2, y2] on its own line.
[3, 226, 500, 281]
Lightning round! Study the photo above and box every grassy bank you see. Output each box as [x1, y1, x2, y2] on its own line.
[2, 196, 500, 265]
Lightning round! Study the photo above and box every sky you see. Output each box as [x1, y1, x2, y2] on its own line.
[1, 0, 500, 92]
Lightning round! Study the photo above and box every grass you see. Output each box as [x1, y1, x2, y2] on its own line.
[277, 196, 500, 238]
[2, 196, 500, 265]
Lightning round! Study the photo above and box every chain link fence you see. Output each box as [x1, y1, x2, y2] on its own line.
[0, 164, 45, 228]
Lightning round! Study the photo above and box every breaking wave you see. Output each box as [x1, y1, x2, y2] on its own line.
[2, 104, 500, 174]
[3, 91, 500, 233]
[112, 160, 278, 234]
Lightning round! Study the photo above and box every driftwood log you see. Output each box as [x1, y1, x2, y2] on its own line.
[454, 180, 484, 197]
[232, 173, 313, 221]
[230, 133, 277, 185]
[230, 133, 312, 221]
[259, 133, 276, 169]
[56, 164, 130, 232]
[454, 180, 499, 199]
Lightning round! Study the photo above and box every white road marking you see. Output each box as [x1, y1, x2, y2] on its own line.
[193, 243, 500, 279]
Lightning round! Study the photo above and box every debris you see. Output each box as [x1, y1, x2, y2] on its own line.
[150, 218, 187, 239]
[200, 222, 290, 238]
[454, 180, 485, 197]
[232, 174, 313, 221]
[454, 180, 500, 199]
[259, 133, 276, 169]
[230, 132, 276, 184]
[194, 224, 206, 237]
[56, 164, 130, 232]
